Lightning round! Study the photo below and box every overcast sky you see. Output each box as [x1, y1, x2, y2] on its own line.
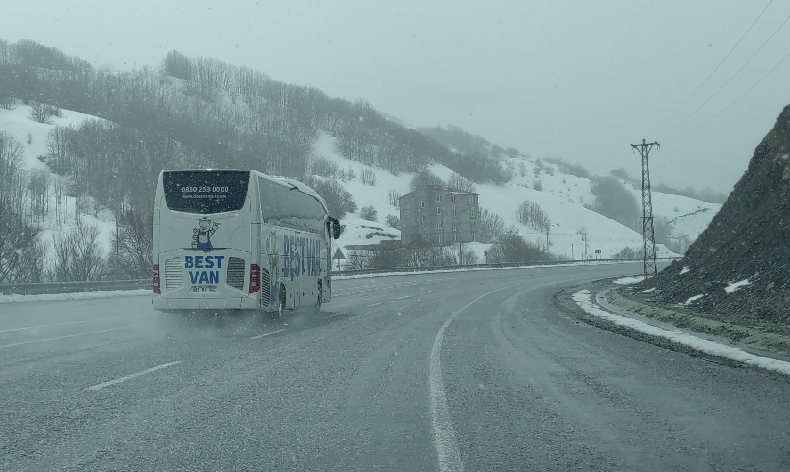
[2, 0, 789, 193]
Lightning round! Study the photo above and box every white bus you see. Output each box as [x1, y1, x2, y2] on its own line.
[152, 169, 340, 315]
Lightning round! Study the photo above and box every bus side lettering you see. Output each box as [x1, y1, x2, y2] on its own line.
[293, 236, 301, 278]
[283, 235, 290, 277]
[302, 237, 307, 274]
[281, 235, 323, 278]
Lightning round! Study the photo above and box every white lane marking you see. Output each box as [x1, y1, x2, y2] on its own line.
[249, 329, 286, 340]
[429, 284, 517, 472]
[367, 302, 382, 307]
[0, 327, 130, 349]
[396, 295, 410, 300]
[86, 361, 182, 391]
[0, 315, 139, 334]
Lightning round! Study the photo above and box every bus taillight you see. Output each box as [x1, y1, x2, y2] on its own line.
[153, 264, 161, 293]
[249, 264, 260, 293]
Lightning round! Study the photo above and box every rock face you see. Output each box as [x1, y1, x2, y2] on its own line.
[643, 104, 790, 324]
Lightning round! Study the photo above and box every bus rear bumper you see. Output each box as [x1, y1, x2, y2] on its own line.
[153, 296, 259, 310]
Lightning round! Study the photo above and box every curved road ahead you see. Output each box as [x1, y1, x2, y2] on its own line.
[2, 263, 789, 471]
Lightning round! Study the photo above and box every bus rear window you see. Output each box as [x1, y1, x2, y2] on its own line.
[163, 170, 250, 214]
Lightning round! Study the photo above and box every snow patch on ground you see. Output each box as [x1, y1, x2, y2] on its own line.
[0, 289, 151, 304]
[641, 287, 657, 293]
[680, 266, 690, 275]
[613, 276, 645, 285]
[683, 294, 705, 305]
[572, 290, 790, 377]
[724, 279, 751, 294]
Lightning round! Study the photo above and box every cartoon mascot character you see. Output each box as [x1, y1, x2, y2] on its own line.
[192, 218, 220, 250]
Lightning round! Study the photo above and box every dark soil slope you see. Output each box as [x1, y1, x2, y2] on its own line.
[641, 104, 790, 324]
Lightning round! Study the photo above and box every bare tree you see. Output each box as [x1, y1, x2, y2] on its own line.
[360, 168, 378, 186]
[477, 207, 505, 243]
[29, 102, 61, 124]
[50, 220, 107, 282]
[0, 131, 23, 188]
[345, 250, 373, 270]
[360, 205, 378, 221]
[516, 200, 550, 234]
[387, 190, 400, 208]
[384, 214, 400, 228]
[0, 202, 43, 283]
[108, 209, 153, 279]
[409, 170, 444, 192]
[447, 172, 477, 193]
[487, 231, 554, 263]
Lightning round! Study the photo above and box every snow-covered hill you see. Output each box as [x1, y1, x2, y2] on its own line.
[1, 102, 722, 270]
[0, 103, 117, 257]
[312, 132, 721, 266]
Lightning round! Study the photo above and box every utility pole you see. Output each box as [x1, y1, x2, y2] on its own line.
[631, 138, 660, 277]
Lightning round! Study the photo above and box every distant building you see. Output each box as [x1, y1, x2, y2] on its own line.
[399, 187, 479, 246]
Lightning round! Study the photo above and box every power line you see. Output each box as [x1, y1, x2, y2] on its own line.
[659, 8, 790, 139]
[646, 0, 774, 138]
[675, 49, 790, 138]
[652, 148, 705, 170]
[660, 145, 718, 167]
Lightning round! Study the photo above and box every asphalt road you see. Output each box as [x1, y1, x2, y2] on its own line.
[1, 263, 789, 471]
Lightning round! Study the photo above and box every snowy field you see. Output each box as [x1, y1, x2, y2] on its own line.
[312, 132, 719, 265]
[0, 103, 118, 259]
[1, 102, 723, 270]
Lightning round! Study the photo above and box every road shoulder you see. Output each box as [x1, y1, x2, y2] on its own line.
[556, 278, 790, 381]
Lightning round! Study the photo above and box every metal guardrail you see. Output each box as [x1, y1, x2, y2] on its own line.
[0, 279, 152, 296]
[332, 257, 680, 276]
[0, 257, 679, 296]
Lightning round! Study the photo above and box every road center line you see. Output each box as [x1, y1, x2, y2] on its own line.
[0, 327, 130, 349]
[86, 361, 182, 391]
[249, 329, 286, 340]
[429, 284, 518, 472]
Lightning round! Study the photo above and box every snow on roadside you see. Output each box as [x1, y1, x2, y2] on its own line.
[724, 279, 751, 294]
[683, 294, 705, 305]
[0, 289, 151, 304]
[613, 276, 645, 285]
[572, 290, 790, 377]
[680, 266, 690, 275]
